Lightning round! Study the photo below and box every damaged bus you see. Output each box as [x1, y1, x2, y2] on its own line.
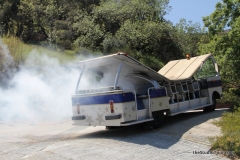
[71, 53, 222, 128]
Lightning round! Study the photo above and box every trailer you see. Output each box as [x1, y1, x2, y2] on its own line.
[71, 53, 222, 128]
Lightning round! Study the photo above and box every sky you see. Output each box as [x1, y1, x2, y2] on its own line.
[164, 0, 221, 27]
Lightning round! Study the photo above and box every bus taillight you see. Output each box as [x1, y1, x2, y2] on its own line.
[109, 100, 114, 113]
[77, 104, 80, 114]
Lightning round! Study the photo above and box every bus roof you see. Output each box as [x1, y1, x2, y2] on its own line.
[158, 54, 212, 81]
[77, 53, 170, 82]
[77, 53, 213, 83]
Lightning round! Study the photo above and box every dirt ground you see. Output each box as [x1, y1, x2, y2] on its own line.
[0, 108, 231, 160]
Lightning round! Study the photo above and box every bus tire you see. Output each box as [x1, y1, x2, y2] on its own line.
[204, 95, 216, 112]
[151, 110, 164, 129]
[106, 126, 113, 130]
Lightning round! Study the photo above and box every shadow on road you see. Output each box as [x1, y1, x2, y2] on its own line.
[74, 108, 229, 149]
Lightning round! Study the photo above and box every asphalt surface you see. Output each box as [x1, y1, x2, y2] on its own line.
[0, 108, 231, 160]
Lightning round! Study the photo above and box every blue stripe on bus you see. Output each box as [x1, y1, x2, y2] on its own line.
[207, 80, 222, 88]
[72, 92, 135, 105]
[149, 88, 167, 98]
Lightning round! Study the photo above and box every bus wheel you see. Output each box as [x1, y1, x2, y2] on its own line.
[106, 126, 113, 130]
[151, 111, 164, 129]
[204, 95, 216, 112]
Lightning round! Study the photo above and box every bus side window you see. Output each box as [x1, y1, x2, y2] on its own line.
[197, 58, 217, 79]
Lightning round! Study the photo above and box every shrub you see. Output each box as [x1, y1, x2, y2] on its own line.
[211, 107, 240, 158]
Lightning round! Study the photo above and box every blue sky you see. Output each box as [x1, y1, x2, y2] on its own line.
[164, 0, 221, 27]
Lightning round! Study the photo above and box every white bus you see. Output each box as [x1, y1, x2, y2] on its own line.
[71, 53, 222, 128]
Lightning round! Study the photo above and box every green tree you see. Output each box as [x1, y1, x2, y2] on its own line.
[73, 10, 104, 51]
[115, 20, 181, 65]
[56, 0, 100, 49]
[94, 0, 170, 34]
[1, 0, 101, 49]
[0, 0, 20, 36]
[16, 0, 62, 44]
[93, 0, 181, 68]
[199, 0, 240, 104]
[174, 19, 206, 57]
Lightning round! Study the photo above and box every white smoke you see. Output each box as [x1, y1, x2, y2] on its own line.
[0, 46, 80, 124]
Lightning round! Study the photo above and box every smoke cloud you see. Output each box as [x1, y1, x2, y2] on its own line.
[0, 42, 80, 124]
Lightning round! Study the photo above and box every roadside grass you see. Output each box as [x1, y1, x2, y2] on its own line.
[2, 36, 78, 64]
[1, 37, 104, 65]
[211, 107, 240, 159]
[2, 36, 27, 66]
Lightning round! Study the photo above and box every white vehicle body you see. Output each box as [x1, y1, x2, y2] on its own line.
[71, 53, 222, 127]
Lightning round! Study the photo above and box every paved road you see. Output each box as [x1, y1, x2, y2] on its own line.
[0, 109, 230, 160]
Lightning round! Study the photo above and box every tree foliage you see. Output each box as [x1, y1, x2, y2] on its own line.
[0, 0, 20, 35]
[174, 19, 206, 57]
[0, 0, 206, 70]
[200, 0, 240, 104]
[91, 0, 182, 67]
[73, 10, 104, 50]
